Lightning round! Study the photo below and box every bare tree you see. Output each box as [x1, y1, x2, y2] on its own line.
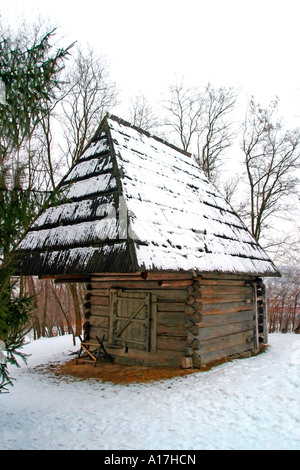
[60, 46, 119, 167]
[163, 80, 203, 152]
[241, 97, 300, 243]
[267, 266, 300, 333]
[37, 109, 58, 190]
[69, 283, 82, 338]
[163, 79, 237, 181]
[24, 277, 85, 344]
[128, 93, 160, 131]
[196, 83, 237, 180]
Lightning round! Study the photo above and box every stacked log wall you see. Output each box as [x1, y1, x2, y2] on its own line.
[83, 274, 195, 367]
[187, 274, 257, 368]
[83, 273, 261, 368]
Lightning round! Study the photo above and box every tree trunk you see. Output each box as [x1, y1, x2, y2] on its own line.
[69, 283, 82, 338]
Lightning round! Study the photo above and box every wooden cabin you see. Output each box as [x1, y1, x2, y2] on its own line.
[16, 114, 280, 368]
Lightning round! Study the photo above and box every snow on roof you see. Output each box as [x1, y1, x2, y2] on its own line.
[16, 114, 279, 277]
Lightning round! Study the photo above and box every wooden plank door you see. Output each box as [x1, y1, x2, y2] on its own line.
[109, 291, 155, 351]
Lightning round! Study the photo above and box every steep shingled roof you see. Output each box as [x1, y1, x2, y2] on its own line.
[16, 114, 279, 277]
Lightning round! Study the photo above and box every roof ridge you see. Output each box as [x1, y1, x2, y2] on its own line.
[106, 113, 192, 159]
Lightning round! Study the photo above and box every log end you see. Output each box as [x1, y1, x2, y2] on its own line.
[181, 357, 193, 369]
[192, 352, 203, 369]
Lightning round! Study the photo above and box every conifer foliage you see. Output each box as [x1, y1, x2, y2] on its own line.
[0, 27, 72, 392]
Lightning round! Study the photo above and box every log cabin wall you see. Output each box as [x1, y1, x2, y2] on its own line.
[83, 273, 266, 368]
[189, 274, 261, 368]
[83, 273, 194, 367]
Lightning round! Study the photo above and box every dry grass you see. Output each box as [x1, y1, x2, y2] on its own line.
[42, 347, 268, 386]
[50, 359, 199, 385]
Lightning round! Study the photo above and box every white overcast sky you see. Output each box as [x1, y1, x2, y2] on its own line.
[1, 0, 300, 124]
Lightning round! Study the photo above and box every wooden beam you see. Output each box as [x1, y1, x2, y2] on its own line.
[90, 275, 143, 282]
[40, 274, 91, 283]
[197, 321, 254, 342]
[157, 302, 187, 312]
[199, 285, 252, 296]
[197, 273, 255, 281]
[201, 301, 254, 315]
[197, 330, 254, 354]
[159, 280, 193, 288]
[88, 295, 110, 306]
[88, 280, 161, 289]
[196, 341, 255, 366]
[198, 310, 253, 328]
[91, 272, 143, 277]
[141, 272, 194, 281]
[54, 277, 91, 284]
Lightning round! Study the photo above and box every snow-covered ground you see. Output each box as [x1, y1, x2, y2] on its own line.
[1, 333, 299, 450]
